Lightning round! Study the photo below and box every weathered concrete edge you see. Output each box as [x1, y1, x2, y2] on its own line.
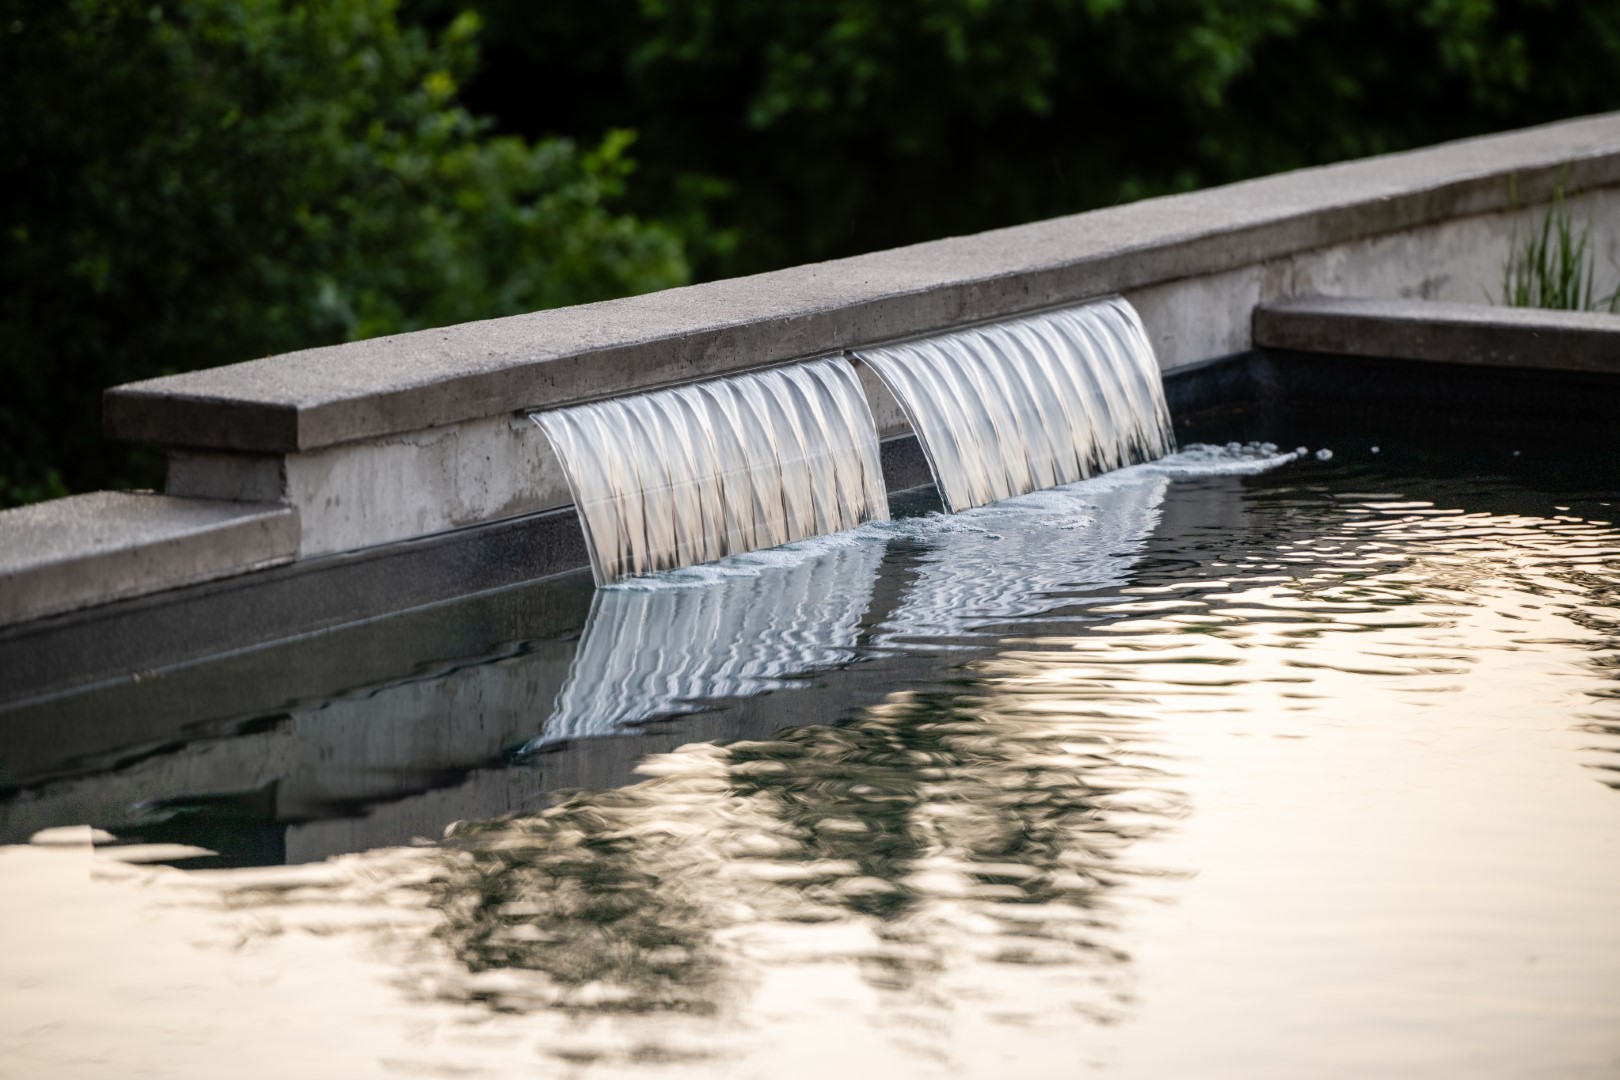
[1254, 296, 1620, 372]
[0, 493, 299, 625]
[104, 111, 1620, 453]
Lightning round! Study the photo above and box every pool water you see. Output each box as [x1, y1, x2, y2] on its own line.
[3, 437, 1618, 1078]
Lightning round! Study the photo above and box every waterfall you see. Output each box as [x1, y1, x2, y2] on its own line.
[533, 357, 889, 585]
[855, 296, 1174, 513]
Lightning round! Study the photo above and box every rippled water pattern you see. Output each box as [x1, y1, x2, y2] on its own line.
[540, 542, 885, 747]
[857, 296, 1175, 513]
[534, 357, 889, 584]
[5, 446, 1620, 1078]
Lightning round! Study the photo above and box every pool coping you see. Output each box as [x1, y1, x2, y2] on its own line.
[1254, 296, 1620, 373]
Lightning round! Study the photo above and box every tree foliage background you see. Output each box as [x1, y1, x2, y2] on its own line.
[3, 0, 1619, 504]
[0, 0, 685, 503]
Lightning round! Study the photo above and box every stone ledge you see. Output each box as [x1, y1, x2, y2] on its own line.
[0, 492, 298, 625]
[104, 111, 1620, 454]
[1254, 296, 1620, 372]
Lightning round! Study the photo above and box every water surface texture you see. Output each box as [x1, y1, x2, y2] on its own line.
[857, 297, 1175, 512]
[3, 441, 1619, 1078]
[534, 357, 889, 584]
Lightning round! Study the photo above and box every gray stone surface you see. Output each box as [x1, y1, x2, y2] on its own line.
[168, 414, 572, 556]
[1254, 296, 1620, 372]
[105, 111, 1620, 453]
[0, 502, 590, 702]
[0, 492, 297, 625]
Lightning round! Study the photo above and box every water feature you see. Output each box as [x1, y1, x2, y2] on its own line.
[538, 297, 1176, 588]
[533, 356, 889, 584]
[534, 442, 1296, 749]
[857, 296, 1175, 513]
[4, 433, 1618, 1078]
[6, 329, 1620, 1078]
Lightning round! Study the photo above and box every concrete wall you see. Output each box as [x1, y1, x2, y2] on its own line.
[167, 414, 568, 556]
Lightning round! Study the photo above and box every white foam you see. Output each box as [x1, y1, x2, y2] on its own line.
[1143, 441, 1302, 477]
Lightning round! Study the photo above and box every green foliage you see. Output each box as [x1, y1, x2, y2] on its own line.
[0, 0, 687, 505]
[1503, 190, 1620, 312]
[439, 0, 1620, 280]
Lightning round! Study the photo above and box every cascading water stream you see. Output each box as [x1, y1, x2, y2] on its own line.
[533, 357, 889, 585]
[855, 296, 1175, 513]
[537, 297, 1171, 586]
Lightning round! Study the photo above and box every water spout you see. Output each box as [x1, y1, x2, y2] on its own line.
[533, 357, 889, 585]
[855, 296, 1174, 513]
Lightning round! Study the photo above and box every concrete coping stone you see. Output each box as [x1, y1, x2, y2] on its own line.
[0, 491, 298, 625]
[103, 111, 1620, 454]
[1254, 295, 1620, 373]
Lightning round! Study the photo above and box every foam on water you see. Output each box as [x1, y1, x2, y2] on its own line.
[1148, 440, 1301, 476]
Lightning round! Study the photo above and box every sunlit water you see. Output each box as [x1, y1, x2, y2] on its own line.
[3, 442, 1619, 1078]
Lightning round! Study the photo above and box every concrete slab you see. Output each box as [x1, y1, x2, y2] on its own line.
[1254, 296, 1620, 372]
[104, 112, 1620, 453]
[189, 414, 569, 557]
[0, 492, 297, 625]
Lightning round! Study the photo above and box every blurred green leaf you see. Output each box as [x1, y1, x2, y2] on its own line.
[0, 0, 688, 505]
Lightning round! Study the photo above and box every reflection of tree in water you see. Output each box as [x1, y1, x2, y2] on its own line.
[429, 744, 748, 1017]
[425, 668, 1182, 1024]
[1550, 555, 1620, 794]
[1139, 483, 1620, 797]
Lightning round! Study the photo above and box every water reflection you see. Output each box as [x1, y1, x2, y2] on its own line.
[538, 541, 884, 747]
[5, 448, 1620, 1077]
[538, 460, 1177, 749]
[873, 472, 1168, 646]
[270, 670, 1182, 1037]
